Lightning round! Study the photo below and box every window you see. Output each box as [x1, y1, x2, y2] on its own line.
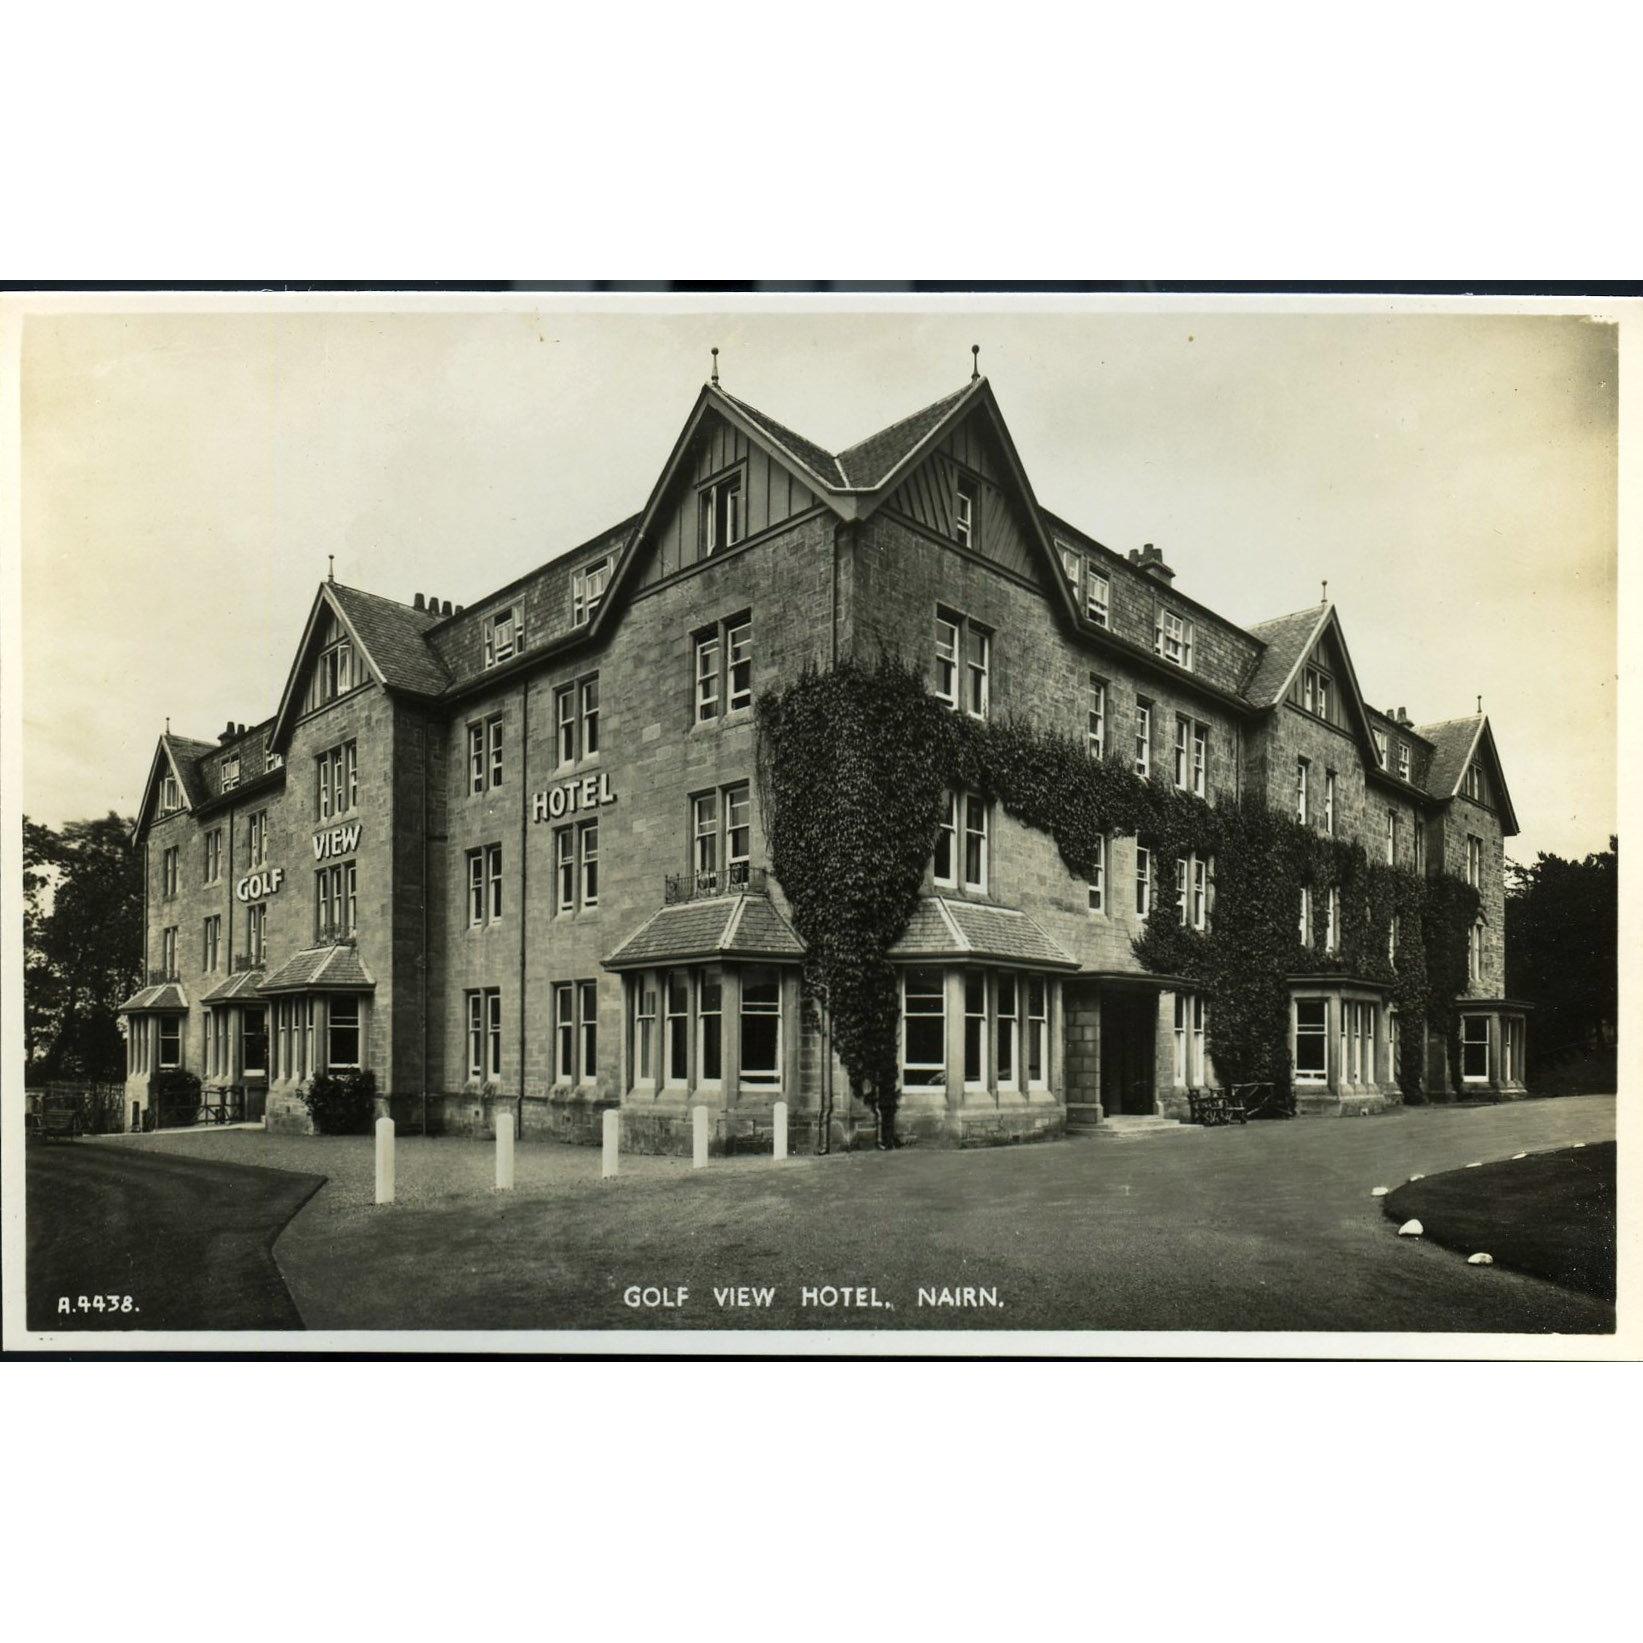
[1134, 701, 1152, 778]
[578, 980, 598, 1081]
[1389, 1007, 1402, 1082]
[1192, 994, 1207, 1086]
[469, 715, 504, 793]
[203, 915, 221, 972]
[571, 558, 610, 625]
[471, 989, 501, 1082]
[1466, 834, 1482, 888]
[932, 608, 989, 717]
[665, 971, 690, 1085]
[633, 980, 658, 1085]
[221, 753, 240, 793]
[582, 677, 600, 757]
[1060, 545, 1081, 599]
[693, 616, 750, 722]
[159, 1016, 181, 1069]
[902, 969, 946, 1087]
[692, 793, 718, 889]
[482, 606, 520, 669]
[1413, 823, 1426, 875]
[1503, 1017, 1525, 1084]
[579, 820, 599, 909]
[329, 994, 362, 1070]
[953, 474, 977, 548]
[317, 740, 358, 821]
[740, 966, 782, 1090]
[309, 613, 364, 708]
[1469, 919, 1485, 982]
[1191, 722, 1208, 798]
[247, 809, 269, 868]
[963, 973, 987, 1088]
[962, 793, 988, 892]
[1086, 568, 1110, 629]
[161, 774, 180, 814]
[162, 846, 179, 898]
[1323, 772, 1336, 836]
[1303, 666, 1332, 720]
[1299, 885, 1313, 946]
[934, 791, 958, 889]
[1173, 994, 1189, 1086]
[995, 974, 1019, 1091]
[203, 827, 222, 885]
[1463, 760, 1484, 802]
[1373, 728, 1388, 769]
[1294, 999, 1327, 1083]
[266, 748, 283, 773]
[1389, 914, 1400, 967]
[1387, 810, 1399, 865]
[701, 472, 744, 555]
[1154, 607, 1194, 670]
[1136, 844, 1154, 919]
[697, 968, 722, 1082]
[725, 784, 751, 887]
[1088, 676, 1107, 759]
[315, 862, 357, 938]
[688, 782, 752, 893]
[555, 827, 576, 912]
[1174, 716, 1191, 790]
[1088, 833, 1107, 914]
[556, 687, 576, 766]
[1397, 741, 1411, 781]
[466, 845, 503, 926]
[1324, 887, 1339, 954]
[1175, 857, 1188, 925]
[245, 902, 267, 965]
[1296, 757, 1310, 824]
[161, 926, 178, 979]
[552, 983, 574, 1083]
[1461, 1015, 1489, 1082]
[1191, 855, 1211, 931]
[1026, 976, 1048, 1090]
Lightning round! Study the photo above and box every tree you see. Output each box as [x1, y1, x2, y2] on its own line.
[23, 813, 143, 1080]
[1505, 837, 1617, 1075]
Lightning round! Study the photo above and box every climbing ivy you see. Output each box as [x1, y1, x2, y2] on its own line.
[755, 656, 1479, 1133]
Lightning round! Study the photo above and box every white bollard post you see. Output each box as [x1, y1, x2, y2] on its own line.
[602, 1108, 620, 1178]
[375, 1115, 395, 1206]
[495, 1110, 514, 1191]
[693, 1104, 709, 1169]
[774, 1100, 788, 1161]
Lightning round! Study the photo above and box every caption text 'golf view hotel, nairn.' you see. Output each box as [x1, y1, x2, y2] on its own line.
[120, 362, 1529, 1149]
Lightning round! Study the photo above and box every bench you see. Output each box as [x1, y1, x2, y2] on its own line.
[1186, 1087, 1248, 1127]
[41, 1106, 84, 1141]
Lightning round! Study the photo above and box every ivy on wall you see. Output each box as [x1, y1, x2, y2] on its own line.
[756, 657, 1480, 1131]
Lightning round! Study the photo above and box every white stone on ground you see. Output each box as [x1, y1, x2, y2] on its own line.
[1468, 1252, 1494, 1265]
[1371, 1186, 1389, 1196]
[1466, 1161, 1483, 1168]
[1574, 1142, 1586, 1149]
[1409, 1173, 1425, 1181]
[1398, 1219, 1423, 1237]
[1512, 1151, 1527, 1159]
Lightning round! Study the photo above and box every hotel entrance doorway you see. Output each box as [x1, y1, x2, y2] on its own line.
[1101, 989, 1158, 1117]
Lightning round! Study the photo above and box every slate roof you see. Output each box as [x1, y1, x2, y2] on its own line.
[1416, 715, 1485, 798]
[259, 943, 378, 994]
[835, 383, 978, 488]
[118, 981, 189, 1012]
[201, 968, 271, 1003]
[162, 735, 217, 808]
[887, 897, 1078, 970]
[604, 894, 805, 970]
[1241, 604, 1328, 708]
[329, 582, 450, 697]
[718, 392, 845, 488]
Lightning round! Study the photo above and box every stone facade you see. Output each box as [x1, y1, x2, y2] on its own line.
[122, 376, 1524, 1147]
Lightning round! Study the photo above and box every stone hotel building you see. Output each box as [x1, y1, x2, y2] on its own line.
[120, 369, 1529, 1148]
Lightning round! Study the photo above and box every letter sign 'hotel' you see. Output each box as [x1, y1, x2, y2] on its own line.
[121, 366, 1529, 1148]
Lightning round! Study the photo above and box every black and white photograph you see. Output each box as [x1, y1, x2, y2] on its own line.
[2, 291, 1626, 1354]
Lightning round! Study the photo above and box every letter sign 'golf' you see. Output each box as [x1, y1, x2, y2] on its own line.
[236, 867, 286, 901]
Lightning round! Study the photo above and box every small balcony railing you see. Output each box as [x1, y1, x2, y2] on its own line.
[663, 863, 765, 905]
[147, 966, 179, 985]
[232, 952, 265, 973]
[315, 921, 358, 948]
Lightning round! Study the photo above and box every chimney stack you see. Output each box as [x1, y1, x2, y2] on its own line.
[413, 593, 425, 611]
[441, 599, 453, 617]
[219, 719, 236, 744]
[1128, 542, 1175, 585]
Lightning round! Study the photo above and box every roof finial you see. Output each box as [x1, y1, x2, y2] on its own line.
[710, 346, 719, 385]
[971, 343, 980, 382]
[328, 553, 335, 583]
[1321, 578, 1328, 604]
[1477, 693, 1483, 715]
[164, 715, 171, 736]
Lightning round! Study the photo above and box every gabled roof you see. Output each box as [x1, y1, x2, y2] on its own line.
[118, 981, 189, 1013]
[259, 943, 378, 994]
[717, 392, 844, 488]
[269, 581, 448, 750]
[133, 734, 215, 838]
[1242, 604, 1330, 708]
[887, 897, 1079, 970]
[835, 383, 978, 488]
[603, 893, 805, 971]
[1416, 714, 1519, 834]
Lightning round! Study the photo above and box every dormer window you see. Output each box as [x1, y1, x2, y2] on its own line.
[1302, 665, 1332, 720]
[701, 472, 744, 555]
[1463, 760, 1483, 802]
[1086, 568, 1110, 629]
[1373, 728, 1389, 769]
[308, 612, 364, 709]
[571, 558, 609, 625]
[161, 773, 180, 814]
[1059, 546, 1080, 597]
[265, 748, 283, 773]
[1154, 607, 1193, 671]
[1397, 741, 1411, 781]
[483, 606, 520, 669]
[221, 753, 240, 793]
[954, 475, 977, 548]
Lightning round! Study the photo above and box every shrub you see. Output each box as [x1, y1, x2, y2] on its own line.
[301, 1068, 377, 1135]
[151, 1067, 203, 1128]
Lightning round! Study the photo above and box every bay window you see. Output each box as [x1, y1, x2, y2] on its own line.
[995, 974, 1019, 1091]
[1294, 999, 1328, 1084]
[697, 968, 723, 1083]
[1026, 976, 1048, 1090]
[963, 973, 987, 1088]
[901, 969, 947, 1089]
[739, 967, 782, 1090]
[329, 994, 362, 1070]
[1461, 1015, 1489, 1083]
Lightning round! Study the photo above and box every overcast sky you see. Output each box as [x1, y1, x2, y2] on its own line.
[19, 299, 1617, 865]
